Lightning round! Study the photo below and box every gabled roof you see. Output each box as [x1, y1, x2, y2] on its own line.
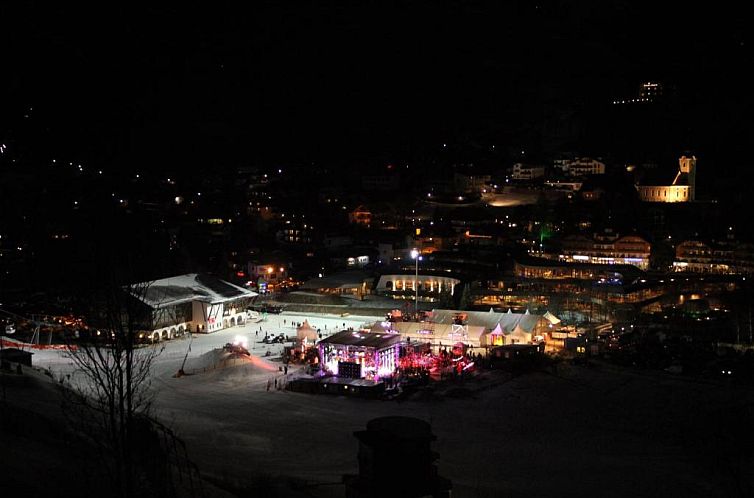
[429, 308, 554, 333]
[376, 321, 488, 341]
[135, 274, 257, 309]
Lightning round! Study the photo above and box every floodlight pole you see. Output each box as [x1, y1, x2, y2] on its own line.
[411, 248, 419, 319]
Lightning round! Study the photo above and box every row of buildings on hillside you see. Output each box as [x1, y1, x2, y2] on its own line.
[514, 155, 698, 206]
[350, 155, 694, 208]
[265, 230, 754, 307]
[514, 157, 606, 180]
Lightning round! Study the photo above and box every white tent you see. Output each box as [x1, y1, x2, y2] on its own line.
[508, 326, 532, 344]
[296, 320, 318, 341]
[483, 323, 505, 347]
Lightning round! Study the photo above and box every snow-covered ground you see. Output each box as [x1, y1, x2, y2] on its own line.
[30, 311, 754, 498]
[32, 311, 376, 375]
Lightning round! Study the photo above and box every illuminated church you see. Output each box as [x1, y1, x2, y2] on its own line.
[636, 155, 696, 203]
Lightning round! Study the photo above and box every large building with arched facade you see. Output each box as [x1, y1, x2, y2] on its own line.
[131, 273, 257, 342]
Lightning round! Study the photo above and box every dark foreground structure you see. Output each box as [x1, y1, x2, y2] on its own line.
[286, 376, 386, 398]
[344, 416, 452, 498]
[0, 347, 33, 368]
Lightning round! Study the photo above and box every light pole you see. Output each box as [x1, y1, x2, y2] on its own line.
[411, 248, 419, 319]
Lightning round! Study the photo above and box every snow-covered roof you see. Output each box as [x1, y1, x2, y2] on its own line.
[135, 273, 257, 309]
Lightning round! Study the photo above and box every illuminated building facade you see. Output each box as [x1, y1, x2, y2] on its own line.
[512, 163, 545, 180]
[673, 240, 754, 275]
[130, 273, 257, 342]
[555, 231, 651, 270]
[248, 263, 288, 284]
[563, 157, 605, 177]
[637, 155, 696, 203]
[514, 259, 634, 283]
[318, 330, 402, 379]
[375, 274, 460, 298]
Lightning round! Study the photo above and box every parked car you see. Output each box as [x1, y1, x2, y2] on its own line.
[263, 333, 286, 344]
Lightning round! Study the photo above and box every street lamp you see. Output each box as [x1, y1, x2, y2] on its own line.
[410, 248, 420, 318]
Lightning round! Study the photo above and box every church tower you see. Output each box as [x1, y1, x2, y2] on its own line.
[678, 156, 696, 201]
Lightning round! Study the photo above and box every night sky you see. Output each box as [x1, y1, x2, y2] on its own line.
[2, 2, 752, 175]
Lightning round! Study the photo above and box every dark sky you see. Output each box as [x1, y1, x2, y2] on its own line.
[2, 1, 752, 171]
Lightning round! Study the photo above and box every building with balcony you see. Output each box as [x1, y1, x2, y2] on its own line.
[511, 163, 546, 180]
[562, 157, 605, 177]
[673, 240, 754, 274]
[554, 231, 651, 270]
